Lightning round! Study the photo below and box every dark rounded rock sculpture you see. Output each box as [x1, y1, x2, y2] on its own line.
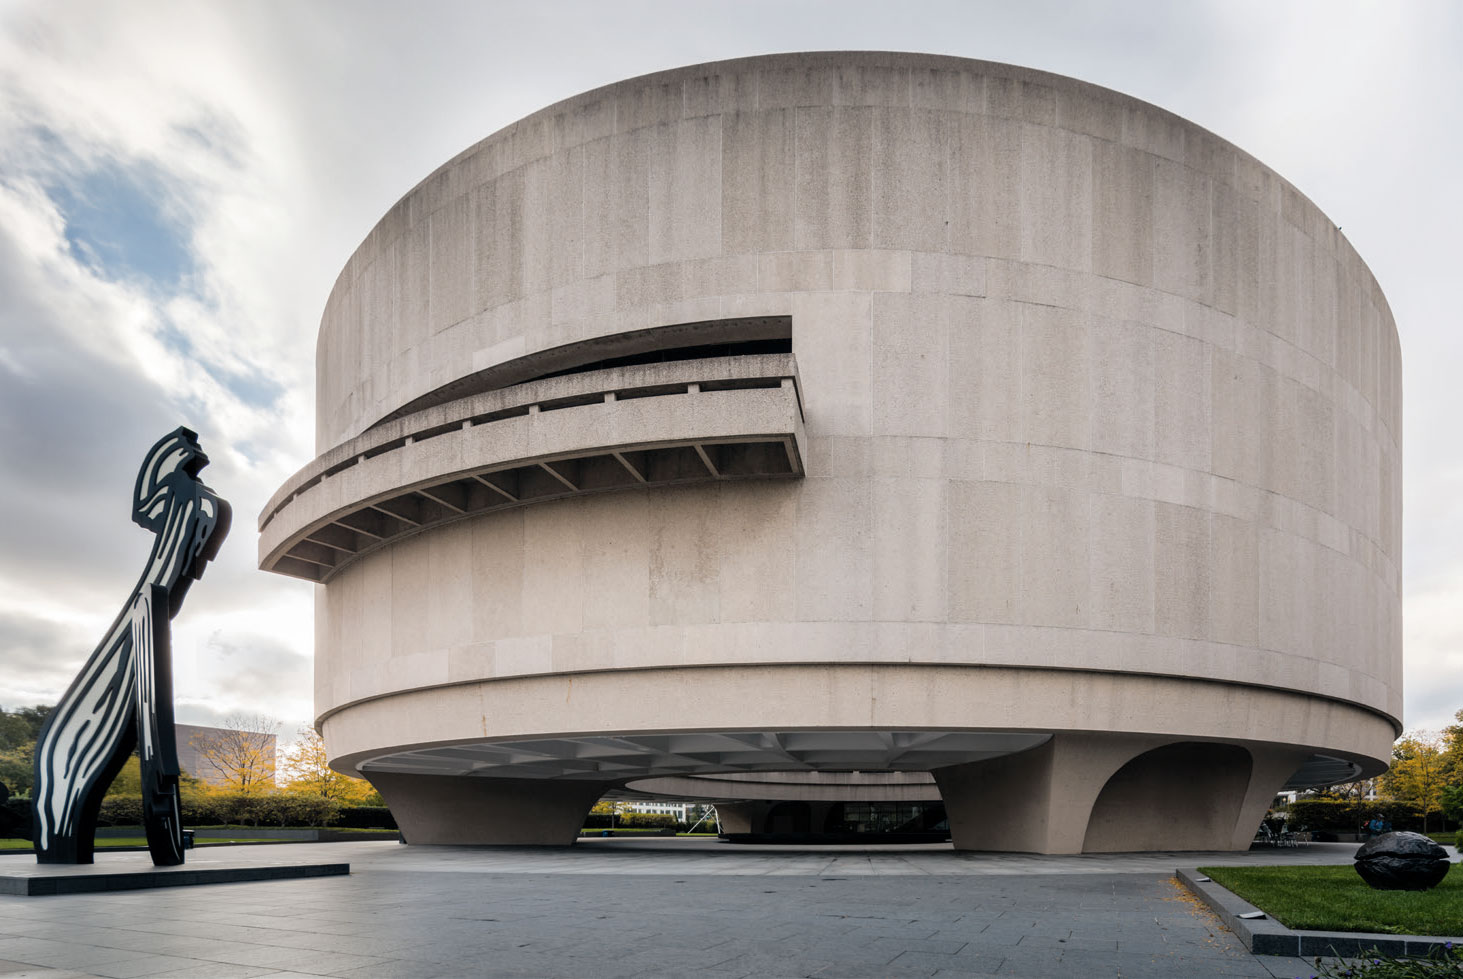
[1354, 831, 1452, 890]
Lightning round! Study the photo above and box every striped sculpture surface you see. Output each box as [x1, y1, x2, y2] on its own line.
[32, 427, 231, 865]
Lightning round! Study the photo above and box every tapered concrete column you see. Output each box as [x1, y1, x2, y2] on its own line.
[714, 801, 771, 835]
[366, 773, 609, 846]
[1082, 742, 1253, 851]
[934, 734, 1175, 854]
[1228, 746, 1316, 850]
[938, 735, 1320, 853]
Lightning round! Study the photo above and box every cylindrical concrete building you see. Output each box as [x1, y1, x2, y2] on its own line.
[260, 52, 1402, 853]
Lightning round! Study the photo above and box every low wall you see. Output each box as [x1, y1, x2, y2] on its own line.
[95, 827, 399, 842]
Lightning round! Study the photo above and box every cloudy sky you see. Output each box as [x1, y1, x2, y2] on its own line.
[0, 0, 1458, 748]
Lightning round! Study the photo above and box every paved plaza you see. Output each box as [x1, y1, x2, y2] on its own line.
[0, 839, 1412, 977]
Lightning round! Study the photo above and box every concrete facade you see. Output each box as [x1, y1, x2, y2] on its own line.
[261, 52, 1403, 853]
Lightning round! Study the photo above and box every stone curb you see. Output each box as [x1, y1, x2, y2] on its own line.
[1176, 868, 1462, 959]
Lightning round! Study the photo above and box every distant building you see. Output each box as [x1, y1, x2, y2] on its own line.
[174, 723, 276, 789]
[625, 801, 695, 821]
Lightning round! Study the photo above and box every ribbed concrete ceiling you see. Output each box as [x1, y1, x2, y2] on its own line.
[1280, 754, 1363, 790]
[357, 730, 1054, 781]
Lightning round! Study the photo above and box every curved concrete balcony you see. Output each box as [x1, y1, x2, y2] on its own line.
[259, 354, 805, 582]
[348, 727, 1356, 797]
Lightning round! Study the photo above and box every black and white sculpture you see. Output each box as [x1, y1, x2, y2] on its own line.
[32, 428, 231, 865]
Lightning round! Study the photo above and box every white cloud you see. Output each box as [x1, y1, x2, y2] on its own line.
[1403, 570, 1463, 732]
[0, 1, 317, 726]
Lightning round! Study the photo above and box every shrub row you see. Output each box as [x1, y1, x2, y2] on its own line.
[95, 793, 342, 828]
[1, 798, 29, 838]
[1, 796, 400, 831]
[1, 797, 399, 838]
[1285, 799, 1452, 833]
[583, 812, 680, 830]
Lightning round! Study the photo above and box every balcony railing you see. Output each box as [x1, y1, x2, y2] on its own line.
[259, 354, 805, 582]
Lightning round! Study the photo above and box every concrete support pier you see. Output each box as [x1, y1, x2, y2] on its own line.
[935, 737, 1316, 854]
[369, 773, 608, 846]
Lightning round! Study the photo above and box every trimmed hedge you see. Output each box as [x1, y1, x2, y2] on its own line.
[97, 796, 145, 826]
[1, 798, 29, 839]
[0, 797, 397, 838]
[94, 793, 342, 829]
[1285, 799, 1451, 834]
[583, 812, 679, 830]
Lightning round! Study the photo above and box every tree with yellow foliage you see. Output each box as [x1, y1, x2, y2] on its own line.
[278, 727, 379, 805]
[189, 715, 278, 794]
[1379, 730, 1447, 833]
[590, 799, 633, 828]
[104, 754, 207, 802]
[1442, 709, 1463, 784]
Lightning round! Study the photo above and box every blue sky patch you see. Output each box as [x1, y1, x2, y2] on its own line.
[156, 322, 195, 358]
[46, 161, 194, 290]
[213, 366, 285, 408]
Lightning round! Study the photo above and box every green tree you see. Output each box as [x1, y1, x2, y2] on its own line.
[12, 706, 51, 738]
[0, 742, 34, 795]
[1440, 709, 1463, 785]
[0, 715, 28, 752]
[1441, 783, 1463, 826]
[0, 705, 50, 751]
[590, 799, 632, 827]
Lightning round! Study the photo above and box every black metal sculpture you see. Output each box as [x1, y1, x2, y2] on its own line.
[32, 428, 231, 865]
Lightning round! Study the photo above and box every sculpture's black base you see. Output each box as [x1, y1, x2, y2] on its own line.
[1, 855, 347, 896]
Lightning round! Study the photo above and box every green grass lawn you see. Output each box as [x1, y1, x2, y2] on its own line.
[1200, 865, 1463, 936]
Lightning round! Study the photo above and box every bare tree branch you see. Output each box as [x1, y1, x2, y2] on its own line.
[188, 714, 278, 793]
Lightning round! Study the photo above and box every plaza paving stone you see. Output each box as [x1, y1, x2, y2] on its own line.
[0, 839, 1419, 977]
